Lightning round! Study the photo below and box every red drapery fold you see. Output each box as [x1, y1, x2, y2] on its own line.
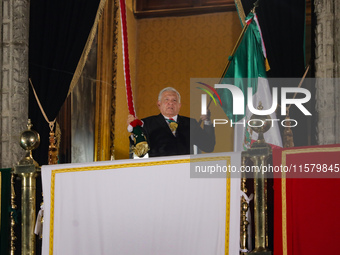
[273, 144, 340, 255]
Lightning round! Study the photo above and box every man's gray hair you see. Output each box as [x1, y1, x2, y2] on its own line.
[158, 87, 181, 103]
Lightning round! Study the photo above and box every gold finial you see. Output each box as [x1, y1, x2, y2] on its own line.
[18, 119, 40, 166]
[248, 102, 272, 147]
[252, 0, 259, 13]
[27, 119, 33, 130]
[48, 130, 58, 165]
[283, 115, 294, 148]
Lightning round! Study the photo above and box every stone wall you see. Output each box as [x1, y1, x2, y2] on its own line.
[314, 0, 340, 144]
[0, 0, 30, 168]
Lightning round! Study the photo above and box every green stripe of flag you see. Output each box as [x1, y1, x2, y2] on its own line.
[217, 12, 267, 122]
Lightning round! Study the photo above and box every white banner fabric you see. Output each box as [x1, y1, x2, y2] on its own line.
[41, 153, 241, 255]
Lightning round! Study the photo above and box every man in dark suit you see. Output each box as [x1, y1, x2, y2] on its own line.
[127, 87, 215, 157]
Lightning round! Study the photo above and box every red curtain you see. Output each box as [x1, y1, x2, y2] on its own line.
[273, 144, 340, 255]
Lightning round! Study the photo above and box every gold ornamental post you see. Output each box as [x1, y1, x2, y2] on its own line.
[10, 173, 17, 255]
[241, 103, 272, 255]
[13, 119, 40, 255]
[240, 161, 250, 255]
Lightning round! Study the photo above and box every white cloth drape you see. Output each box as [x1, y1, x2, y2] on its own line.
[41, 153, 241, 255]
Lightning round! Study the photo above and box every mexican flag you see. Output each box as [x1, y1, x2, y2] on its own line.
[217, 12, 282, 151]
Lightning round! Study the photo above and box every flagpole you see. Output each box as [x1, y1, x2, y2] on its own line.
[218, 0, 258, 84]
[199, 22, 250, 123]
[286, 65, 310, 114]
[218, 23, 249, 84]
[199, 1, 259, 124]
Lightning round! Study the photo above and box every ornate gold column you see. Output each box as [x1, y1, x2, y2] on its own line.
[240, 157, 250, 255]
[10, 173, 17, 255]
[13, 120, 40, 255]
[241, 104, 273, 255]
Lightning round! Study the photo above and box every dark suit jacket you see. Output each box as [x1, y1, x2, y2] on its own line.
[140, 114, 215, 157]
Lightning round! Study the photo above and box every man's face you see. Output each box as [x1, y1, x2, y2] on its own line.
[157, 90, 181, 117]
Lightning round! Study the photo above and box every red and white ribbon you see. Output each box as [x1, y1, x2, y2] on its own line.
[119, 0, 136, 117]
